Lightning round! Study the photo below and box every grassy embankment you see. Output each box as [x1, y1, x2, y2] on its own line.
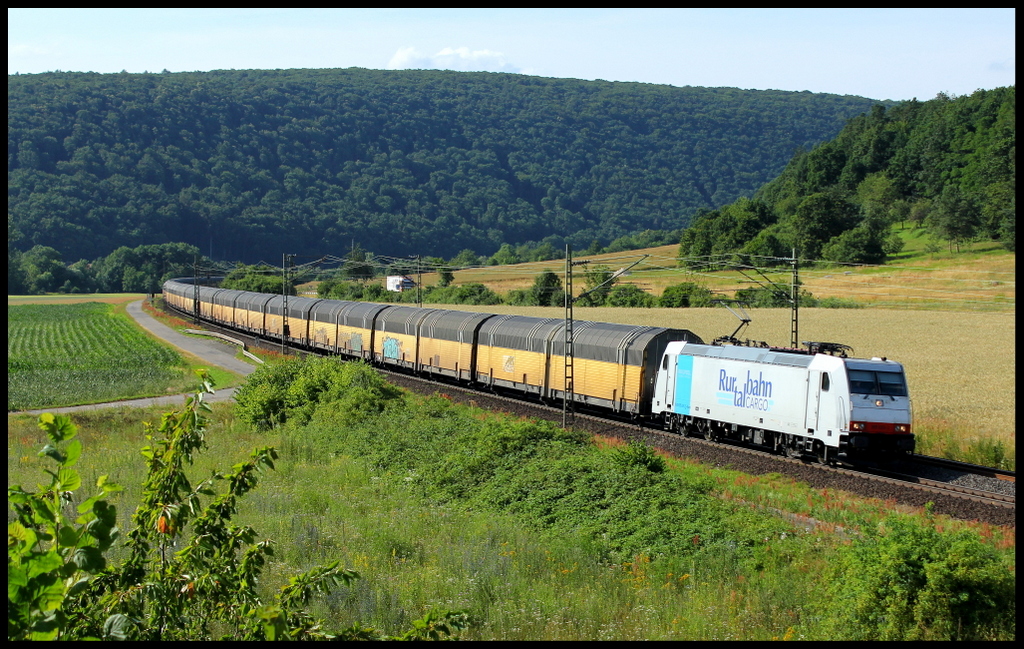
[7, 361, 1015, 640]
[7, 297, 245, 411]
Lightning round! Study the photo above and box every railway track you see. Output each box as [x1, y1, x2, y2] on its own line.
[161, 301, 1016, 527]
[911, 453, 1015, 483]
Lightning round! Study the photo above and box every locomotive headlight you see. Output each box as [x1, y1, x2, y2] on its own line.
[875, 399, 884, 407]
[894, 424, 910, 433]
[851, 422, 866, 431]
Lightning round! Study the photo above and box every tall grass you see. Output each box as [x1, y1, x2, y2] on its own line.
[236, 361, 1013, 640]
[8, 371, 1014, 640]
[244, 453, 833, 640]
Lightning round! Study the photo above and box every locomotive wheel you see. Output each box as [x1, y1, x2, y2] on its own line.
[814, 442, 830, 465]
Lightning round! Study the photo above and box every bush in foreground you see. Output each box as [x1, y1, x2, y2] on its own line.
[7, 372, 466, 640]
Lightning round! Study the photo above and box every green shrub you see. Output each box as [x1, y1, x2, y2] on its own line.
[659, 282, 714, 308]
[7, 375, 467, 641]
[827, 511, 1015, 640]
[606, 284, 655, 308]
[235, 357, 402, 431]
[612, 440, 666, 472]
[232, 357, 306, 430]
[813, 296, 863, 308]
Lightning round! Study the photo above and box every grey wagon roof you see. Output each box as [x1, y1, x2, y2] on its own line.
[478, 316, 565, 354]
[234, 291, 276, 311]
[552, 322, 701, 365]
[375, 305, 438, 335]
[211, 289, 248, 306]
[419, 310, 496, 342]
[337, 302, 392, 328]
[163, 280, 191, 297]
[479, 316, 700, 365]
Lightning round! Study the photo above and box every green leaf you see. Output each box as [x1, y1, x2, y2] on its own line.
[64, 439, 83, 467]
[258, 605, 287, 641]
[29, 609, 65, 640]
[70, 546, 106, 574]
[57, 525, 79, 548]
[8, 486, 30, 505]
[57, 466, 82, 492]
[8, 521, 37, 551]
[39, 444, 66, 464]
[103, 613, 133, 641]
[66, 575, 91, 597]
[38, 413, 77, 443]
[26, 552, 63, 580]
[77, 495, 100, 515]
[29, 497, 57, 525]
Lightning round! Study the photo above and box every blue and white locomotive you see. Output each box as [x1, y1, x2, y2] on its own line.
[652, 341, 913, 463]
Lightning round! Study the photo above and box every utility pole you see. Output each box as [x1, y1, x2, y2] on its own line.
[281, 253, 294, 354]
[564, 245, 579, 429]
[791, 248, 799, 349]
[192, 254, 200, 325]
[417, 254, 422, 308]
[563, 248, 647, 428]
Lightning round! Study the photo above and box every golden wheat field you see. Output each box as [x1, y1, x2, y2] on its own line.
[8, 293, 146, 306]
[446, 304, 1015, 452]
[422, 240, 1016, 312]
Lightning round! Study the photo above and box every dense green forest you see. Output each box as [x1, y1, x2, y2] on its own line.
[679, 87, 1015, 265]
[9, 68, 883, 264]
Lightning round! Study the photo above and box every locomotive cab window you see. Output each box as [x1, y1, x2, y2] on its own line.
[876, 371, 908, 396]
[821, 373, 830, 392]
[847, 369, 907, 397]
[662, 354, 669, 370]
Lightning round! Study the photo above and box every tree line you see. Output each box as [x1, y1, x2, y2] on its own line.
[679, 87, 1015, 265]
[9, 68, 883, 264]
[8, 242, 202, 295]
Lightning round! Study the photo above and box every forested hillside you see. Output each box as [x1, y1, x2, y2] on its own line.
[679, 87, 1015, 264]
[8, 68, 882, 263]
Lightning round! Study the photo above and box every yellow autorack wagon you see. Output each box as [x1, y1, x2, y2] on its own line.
[373, 305, 436, 370]
[210, 289, 246, 327]
[161, 279, 193, 313]
[548, 323, 702, 416]
[336, 302, 392, 360]
[196, 285, 219, 323]
[234, 291, 274, 334]
[417, 309, 497, 381]
[475, 315, 565, 398]
[308, 300, 349, 353]
[282, 296, 325, 347]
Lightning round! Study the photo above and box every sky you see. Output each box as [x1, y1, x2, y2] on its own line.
[8, 8, 1015, 101]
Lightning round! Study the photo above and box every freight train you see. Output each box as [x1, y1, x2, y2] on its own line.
[163, 278, 914, 462]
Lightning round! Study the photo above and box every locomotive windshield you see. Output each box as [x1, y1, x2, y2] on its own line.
[847, 369, 907, 396]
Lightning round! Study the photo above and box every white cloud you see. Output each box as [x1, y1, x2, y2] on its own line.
[387, 46, 519, 73]
[386, 46, 430, 70]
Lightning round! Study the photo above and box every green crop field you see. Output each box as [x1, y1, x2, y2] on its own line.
[8, 302, 188, 410]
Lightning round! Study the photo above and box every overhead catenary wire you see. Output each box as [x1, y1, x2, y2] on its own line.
[218, 246, 1012, 309]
